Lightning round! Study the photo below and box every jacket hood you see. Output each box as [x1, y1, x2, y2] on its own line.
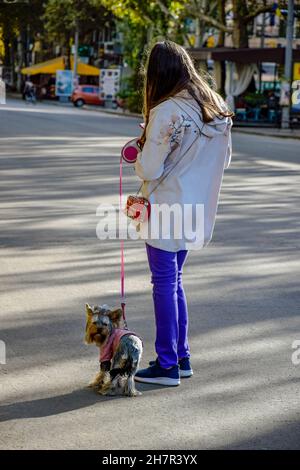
[171, 91, 232, 138]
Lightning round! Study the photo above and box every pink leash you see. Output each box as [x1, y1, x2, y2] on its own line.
[119, 155, 128, 329]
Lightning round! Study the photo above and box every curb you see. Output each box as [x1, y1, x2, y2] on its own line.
[84, 105, 142, 119]
[6, 92, 142, 119]
[232, 127, 300, 140]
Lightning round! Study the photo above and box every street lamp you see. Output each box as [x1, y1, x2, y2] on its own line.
[73, 20, 79, 87]
[281, 0, 294, 129]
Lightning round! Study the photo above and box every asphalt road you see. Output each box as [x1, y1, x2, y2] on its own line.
[0, 98, 300, 450]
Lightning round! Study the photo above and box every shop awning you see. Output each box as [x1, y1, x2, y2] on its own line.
[21, 56, 100, 76]
[21, 57, 64, 75]
[70, 58, 100, 76]
[188, 47, 300, 64]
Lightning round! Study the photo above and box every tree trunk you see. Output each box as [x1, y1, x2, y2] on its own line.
[17, 34, 23, 92]
[64, 32, 71, 70]
[216, 0, 226, 95]
[2, 23, 12, 66]
[10, 37, 16, 88]
[217, 0, 226, 47]
[3, 36, 11, 66]
[232, 0, 249, 48]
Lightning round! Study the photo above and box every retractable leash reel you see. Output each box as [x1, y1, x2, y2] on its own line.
[122, 122, 145, 164]
[119, 125, 144, 329]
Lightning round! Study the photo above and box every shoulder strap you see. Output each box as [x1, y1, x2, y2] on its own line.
[170, 97, 211, 138]
[170, 97, 203, 131]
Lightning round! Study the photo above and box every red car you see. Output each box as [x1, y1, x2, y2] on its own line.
[71, 85, 104, 107]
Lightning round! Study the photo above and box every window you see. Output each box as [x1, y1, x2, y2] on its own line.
[83, 87, 94, 93]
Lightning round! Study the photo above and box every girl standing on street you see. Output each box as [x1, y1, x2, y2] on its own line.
[134, 41, 233, 386]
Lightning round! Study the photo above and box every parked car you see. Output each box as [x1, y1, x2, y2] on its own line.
[71, 85, 104, 107]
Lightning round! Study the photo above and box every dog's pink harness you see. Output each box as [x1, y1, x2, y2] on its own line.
[100, 329, 140, 362]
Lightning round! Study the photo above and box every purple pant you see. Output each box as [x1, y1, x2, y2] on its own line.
[145, 243, 190, 368]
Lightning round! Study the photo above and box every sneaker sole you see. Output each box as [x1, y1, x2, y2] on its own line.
[149, 362, 193, 378]
[180, 369, 193, 378]
[134, 376, 180, 386]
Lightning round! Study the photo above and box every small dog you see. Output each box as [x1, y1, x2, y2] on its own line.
[85, 303, 143, 397]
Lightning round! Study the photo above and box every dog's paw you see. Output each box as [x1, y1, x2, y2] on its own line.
[87, 381, 103, 390]
[126, 389, 142, 397]
[98, 388, 110, 396]
[87, 382, 97, 389]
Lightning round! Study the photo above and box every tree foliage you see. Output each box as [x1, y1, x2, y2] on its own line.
[44, 0, 112, 49]
[0, 0, 44, 65]
[0, 0, 295, 93]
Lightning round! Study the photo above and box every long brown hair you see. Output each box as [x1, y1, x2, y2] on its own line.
[140, 40, 233, 145]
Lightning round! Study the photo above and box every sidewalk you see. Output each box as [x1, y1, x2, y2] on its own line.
[7, 92, 300, 139]
[231, 126, 300, 140]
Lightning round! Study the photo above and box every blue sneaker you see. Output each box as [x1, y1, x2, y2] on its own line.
[178, 357, 193, 378]
[134, 362, 180, 386]
[149, 357, 193, 378]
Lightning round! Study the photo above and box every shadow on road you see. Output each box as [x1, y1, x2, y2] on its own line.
[0, 382, 162, 423]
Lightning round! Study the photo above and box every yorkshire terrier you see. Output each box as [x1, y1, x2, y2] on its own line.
[85, 303, 143, 397]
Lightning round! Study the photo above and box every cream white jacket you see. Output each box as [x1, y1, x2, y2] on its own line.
[134, 90, 232, 252]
